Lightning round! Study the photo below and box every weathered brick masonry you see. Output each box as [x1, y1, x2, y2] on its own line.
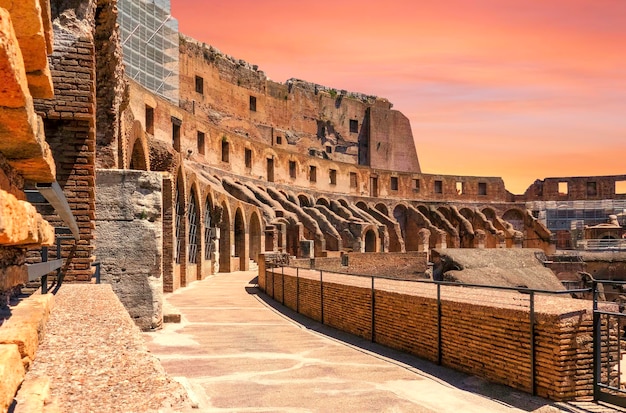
[261, 264, 602, 402]
[34, 22, 97, 281]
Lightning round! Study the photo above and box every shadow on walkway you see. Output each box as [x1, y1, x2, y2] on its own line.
[245, 277, 626, 413]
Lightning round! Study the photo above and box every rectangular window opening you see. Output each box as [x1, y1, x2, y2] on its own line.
[456, 181, 463, 195]
[390, 176, 399, 191]
[329, 169, 337, 185]
[413, 179, 420, 192]
[195, 75, 204, 94]
[434, 180, 443, 194]
[616, 180, 626, 195]
[478, 182, 487, 196]
[309, 165, 317, 183]
[558, 181, 569, 195]
[276, 136, 282, 145]
[245, 148, 252, 169]
[350, 172, 358, 189]
[370, 176, 379, 197]
[249, 96, 257, 112]
[349, 119, 358, 133]
[289, 161, 297, 179]
[197, 131, 205, 155]
[145, 105, 154, 135]
[171, 117, 181, 152]
[267, 158, 274, 182]
[325, 146, 332, 154]
[586, 181, 597, 197]
[221, 140, 230, 163]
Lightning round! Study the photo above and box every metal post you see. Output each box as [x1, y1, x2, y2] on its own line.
[593, 281, 601, 401]
[530, 291, 536, 396]
[371, 276, 375, 343]
[437, 283, 442, 365]
[41, 246, 48, 294]
[320, 270, 324, 324]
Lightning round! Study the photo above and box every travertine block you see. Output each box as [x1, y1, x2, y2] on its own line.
[0, 294, 54, 367]
[0, 7, 29, 108]
[0, 344, 25, 412]
[0, 0, 53, 98]
[0, 189, 55, 246]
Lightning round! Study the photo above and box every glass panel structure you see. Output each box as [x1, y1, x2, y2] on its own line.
[119, 0, 179, 104]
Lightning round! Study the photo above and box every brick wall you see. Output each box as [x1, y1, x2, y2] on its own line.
[33, 18, 97, 281]
[261, 265, 599, 401]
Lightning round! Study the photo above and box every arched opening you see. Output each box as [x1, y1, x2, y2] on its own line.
[234, 208, 246, 270]
[394, 204, 421, 251]
[187, 190, 200, 264]
[219, 202, 231, 272]
[316, 198, 330, 208]
[129, 138, 148, 171]
[298, 194, 311, 207]
[375, 203, 388, 216]
[460, 208, 474, 221]
[356, 201, 368, 211]
[503, 209, 525, 232]
[364, 229, 377, 252]
[338, 199, 350, 208]
[203, 196, 215, 274]
[482, 208, 497, 220]
[249, 212, 262, 263]
[174, 172, 185, 265]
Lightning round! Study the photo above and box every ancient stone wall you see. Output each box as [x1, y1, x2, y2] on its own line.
[178, 38, 421, 174]
[94, 169, 163, 330]
[520, 175, 626, 201]
[261, 265, 596, 401]
[33, 1, 98, 281]
[291, 252, 428, 278]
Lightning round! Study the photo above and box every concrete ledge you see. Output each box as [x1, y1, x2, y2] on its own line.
[0, 293, 54, 368]
[0, 344, 25, 413]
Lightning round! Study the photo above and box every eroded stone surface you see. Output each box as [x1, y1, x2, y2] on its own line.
[0, 344, 25, 412]
[0, 189, 54, 247]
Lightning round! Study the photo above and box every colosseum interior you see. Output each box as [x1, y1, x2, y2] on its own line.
[1, 0, 625, 410]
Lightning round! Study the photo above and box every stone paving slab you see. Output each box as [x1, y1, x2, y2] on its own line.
[143, 270, 617, 413]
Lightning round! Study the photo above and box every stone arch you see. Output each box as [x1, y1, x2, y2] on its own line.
[393, 204, 418, 251]
[375, 203, 388, 217]
[482, 207, 497, 220]
[437, 206, 452, 222]
[187, 185, 201, 266]
[502, 208, 525, 232]
[128, 120, 149, 171]
[203, 193, 216, 274]
[363, 227, 378, 252]
[316, 197, 330, 208]
[249, 211, 262, 263]
[219, 200, 232, 272]
[174, 168, 187, 286]
[298, 194, 312, 207]
[338, 199, 350, 209]
[356, 201, 368, 211]
[234, 208, 247, 270]
[459, 207, 474, 221]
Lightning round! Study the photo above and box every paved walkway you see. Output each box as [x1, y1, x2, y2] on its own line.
[142, 271, 614, 413]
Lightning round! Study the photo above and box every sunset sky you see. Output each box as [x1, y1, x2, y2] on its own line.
[171, 0, 626, 194]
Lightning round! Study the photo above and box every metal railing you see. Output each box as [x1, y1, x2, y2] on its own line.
[264, 264, 592, 397]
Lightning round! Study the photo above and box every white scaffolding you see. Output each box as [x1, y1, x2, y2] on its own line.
[119, 0, 179, 104]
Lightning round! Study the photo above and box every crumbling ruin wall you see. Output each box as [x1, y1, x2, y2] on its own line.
[94, 0, 126, 169]
[94, 169, 163, 330]
[33, 0, 98, 281]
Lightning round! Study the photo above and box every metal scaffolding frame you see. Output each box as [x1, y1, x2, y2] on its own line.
[119, 0, 179, 104]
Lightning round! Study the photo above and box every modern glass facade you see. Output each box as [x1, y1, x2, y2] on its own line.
[119, 0, 179, 103]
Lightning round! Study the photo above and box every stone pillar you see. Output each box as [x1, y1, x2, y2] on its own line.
[513, 231, 524, 248]
[417, 228, 431, 252]
[94, 169, 163, 331]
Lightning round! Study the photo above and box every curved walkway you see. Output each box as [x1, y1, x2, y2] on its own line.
[143, 270, 601, 413]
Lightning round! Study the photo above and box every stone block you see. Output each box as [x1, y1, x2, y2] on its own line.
[0, 265, 28, 291]
[0, 7, 30, 108]
[0, 0, 53, 98]
[0, 293, 54, 368]
[0, 344, 25, 412]
[13, 376, 51, 413]
[0, 189, 54, 246]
